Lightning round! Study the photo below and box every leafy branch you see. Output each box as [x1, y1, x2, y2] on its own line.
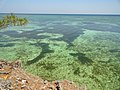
[0, 13, 28, 29]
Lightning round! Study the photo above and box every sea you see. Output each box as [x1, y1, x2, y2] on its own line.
[0, 14, 120, 90]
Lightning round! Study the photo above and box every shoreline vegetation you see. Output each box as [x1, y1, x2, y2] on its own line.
[0, 14, 120, 90]
[0, 13, 28, 30]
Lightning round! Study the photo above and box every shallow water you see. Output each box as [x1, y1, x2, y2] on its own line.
[0, 14, 120, 90]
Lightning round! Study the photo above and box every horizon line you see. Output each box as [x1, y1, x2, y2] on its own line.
[0, 12, 120, 15]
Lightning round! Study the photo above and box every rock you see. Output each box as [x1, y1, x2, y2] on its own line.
[0, 79, 13, 90]
[0, 60, 87, 90]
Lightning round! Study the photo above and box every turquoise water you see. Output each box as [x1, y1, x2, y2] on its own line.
[0, 14, 120, 90]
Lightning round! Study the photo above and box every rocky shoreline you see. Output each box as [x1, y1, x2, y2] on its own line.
[0, 60, 87, 90]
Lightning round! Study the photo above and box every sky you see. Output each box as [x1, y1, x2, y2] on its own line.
[0, 0, 120, 14]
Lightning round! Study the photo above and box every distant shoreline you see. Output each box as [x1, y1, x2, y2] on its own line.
[0, 13, 120, 16]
